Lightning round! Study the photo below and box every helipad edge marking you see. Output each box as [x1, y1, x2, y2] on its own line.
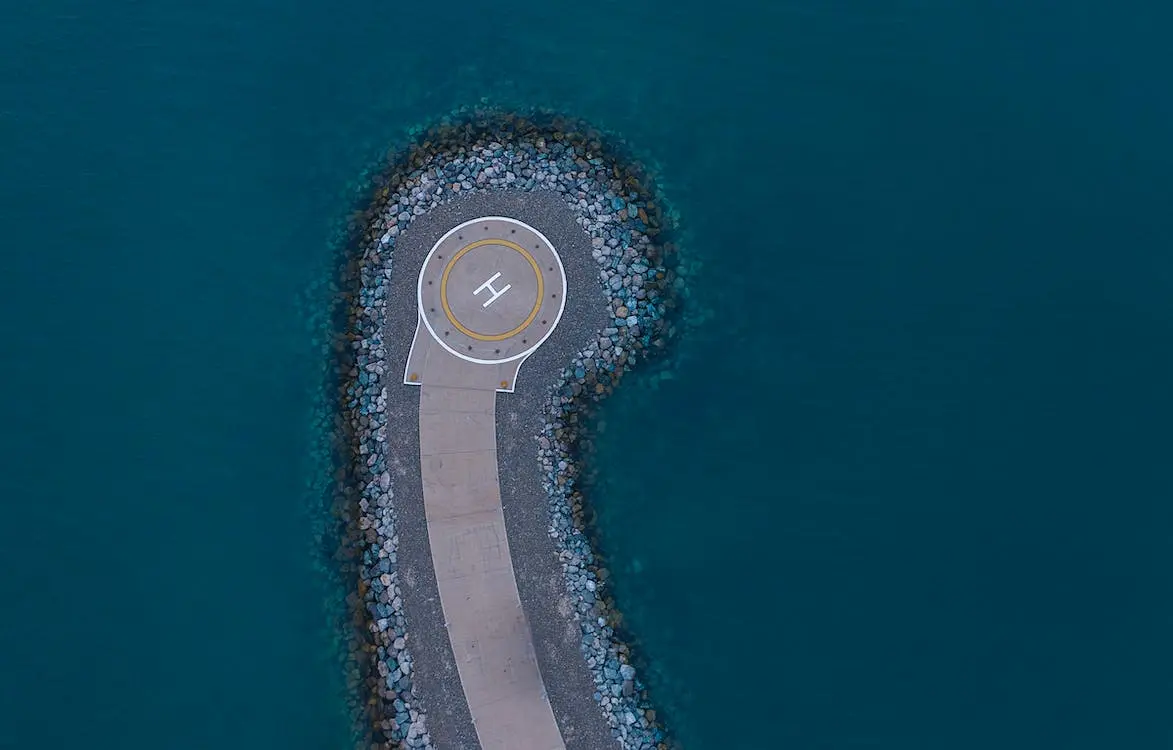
[416, 216, 567, 365]
[439, 238, 543, 341]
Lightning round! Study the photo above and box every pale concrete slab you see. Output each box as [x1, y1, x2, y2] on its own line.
[473, 694, 565, 750]
[420, 451, 502, 522]
[427, 510, 513, 582]
[419, 408, 499, 456]
[420, 385, 494, 415]
[407, 328, 525, 392]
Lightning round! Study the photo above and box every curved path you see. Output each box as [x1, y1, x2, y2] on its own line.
[383, 191, 614, 750]
[404, 217, 567, 750]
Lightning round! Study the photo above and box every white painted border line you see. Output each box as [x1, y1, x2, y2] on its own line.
[402, 313, 424, 387]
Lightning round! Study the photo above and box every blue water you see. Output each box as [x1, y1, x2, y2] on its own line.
[2, 1, 1170, 749]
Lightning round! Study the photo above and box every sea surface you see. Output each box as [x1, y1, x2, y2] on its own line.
[2, 1, 1170, 748]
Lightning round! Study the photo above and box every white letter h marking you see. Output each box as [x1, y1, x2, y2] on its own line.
[474, 272, 512, 308]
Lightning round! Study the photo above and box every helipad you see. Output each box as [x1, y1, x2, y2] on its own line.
[409, 216, 567, 377]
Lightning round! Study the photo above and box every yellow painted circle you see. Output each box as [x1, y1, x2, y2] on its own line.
[439, 238, 544, 342]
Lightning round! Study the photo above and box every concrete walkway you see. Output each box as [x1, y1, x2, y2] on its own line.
[406, 217, 568, 750]
[383, 190, 614, 750]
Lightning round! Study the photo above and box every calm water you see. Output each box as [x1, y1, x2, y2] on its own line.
[2, 1, 1170, 749]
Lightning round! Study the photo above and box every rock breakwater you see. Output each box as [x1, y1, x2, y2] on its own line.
[335, 108, 686, 750]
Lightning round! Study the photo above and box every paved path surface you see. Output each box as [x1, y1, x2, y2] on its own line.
[383, 190, 613, 750]
[406, 217, 569, 750]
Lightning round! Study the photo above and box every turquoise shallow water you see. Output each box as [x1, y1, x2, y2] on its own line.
[2, 1, 1171, 748]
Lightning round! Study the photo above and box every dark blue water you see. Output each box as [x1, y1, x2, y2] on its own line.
[2, 1, 1170, 749]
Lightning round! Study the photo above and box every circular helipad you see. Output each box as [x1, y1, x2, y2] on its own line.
[417, 217, 566, 364]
